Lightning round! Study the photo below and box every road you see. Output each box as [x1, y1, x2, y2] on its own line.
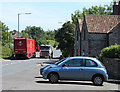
[1, 58, 120, 90]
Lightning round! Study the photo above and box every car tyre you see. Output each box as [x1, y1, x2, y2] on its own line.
[92, 75, 103, 86]
[48, 73, 59, 83]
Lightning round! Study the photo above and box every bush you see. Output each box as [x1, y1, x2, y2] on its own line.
[100, 45, 120, 58]
[2, 46, 12, 58]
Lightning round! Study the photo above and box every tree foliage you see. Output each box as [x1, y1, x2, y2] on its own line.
[0, 21, 12, 46]
[21, 30, 29, 38]
[2, 46, 12, 58]
[23, 26, 56, 50]
[0, 21, 13, 58]
[71, 3, 112, 24]
[55, 21, 76, 57]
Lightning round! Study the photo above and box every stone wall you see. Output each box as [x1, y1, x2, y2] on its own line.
[102, 58, 120, 79]
[89, 33, 107, 40]
[88, 33, 108, 57]
[88, 40, 107, 56]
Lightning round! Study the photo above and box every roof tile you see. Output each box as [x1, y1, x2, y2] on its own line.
[78, 15, 120, 33]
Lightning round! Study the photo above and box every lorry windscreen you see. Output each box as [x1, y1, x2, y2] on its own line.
[40, 46, 50, 50]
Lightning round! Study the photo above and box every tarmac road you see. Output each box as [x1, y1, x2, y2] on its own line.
[1, 58, 120, 90]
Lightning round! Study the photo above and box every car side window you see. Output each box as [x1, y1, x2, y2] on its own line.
[85, 59, 97, 67]
[64, 59, 83, 67]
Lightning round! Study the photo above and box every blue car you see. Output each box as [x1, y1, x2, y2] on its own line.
[40, 58, 67, 75]
[42, 57, 108, 86]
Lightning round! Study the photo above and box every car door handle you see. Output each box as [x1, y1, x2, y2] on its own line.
[80, 68, 83, 71]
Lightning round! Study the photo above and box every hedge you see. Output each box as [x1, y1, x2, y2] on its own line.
[100, 45, 120, 58]
[2, 46, 12, 58]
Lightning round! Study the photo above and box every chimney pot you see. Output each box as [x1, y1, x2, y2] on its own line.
[114, 1, 116, 5]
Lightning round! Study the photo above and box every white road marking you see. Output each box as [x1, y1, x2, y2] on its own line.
[11, 63, 15, 64]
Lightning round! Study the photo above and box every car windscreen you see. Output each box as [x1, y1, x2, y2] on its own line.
[55, 58, 67, 65]
[40, 46, 50, 50]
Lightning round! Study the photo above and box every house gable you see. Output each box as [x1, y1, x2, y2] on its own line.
[109, 22, 120, 45]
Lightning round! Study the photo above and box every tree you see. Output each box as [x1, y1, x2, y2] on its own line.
[71, 3, 112, 24]
[0, 21, 13, 58]
[24, 26, 56, 50]
[21, 30, 29, 38]
[0, 21, 12, 46]
[55, 21, 76, 57]
[24, 26, 45, 50]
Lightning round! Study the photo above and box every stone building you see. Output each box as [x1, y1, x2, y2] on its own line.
[109, 22, 120, 45]
[75, 1, 120, 57]
[75, 15, 120, 57]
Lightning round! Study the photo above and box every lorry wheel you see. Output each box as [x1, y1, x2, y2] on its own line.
[33, 52, 36, 58]
[28, 54, 31, 59]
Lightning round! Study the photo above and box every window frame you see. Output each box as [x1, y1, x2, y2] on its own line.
[85, 59, 98, 67]
[63, 59, 84, 67]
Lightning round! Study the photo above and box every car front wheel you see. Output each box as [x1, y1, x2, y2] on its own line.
[48, 73, 59, 83]
[92, 75, 103, 86]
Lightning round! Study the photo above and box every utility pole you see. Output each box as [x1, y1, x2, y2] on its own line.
[18, 13, 20, 38]
[18, 13, 31, 38]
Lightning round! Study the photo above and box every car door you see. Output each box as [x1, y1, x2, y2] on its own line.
[83, 59, 98, 80]
[59, 59, 85, 80]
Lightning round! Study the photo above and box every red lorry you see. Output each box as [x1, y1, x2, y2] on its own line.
[13, 38, 36, 59]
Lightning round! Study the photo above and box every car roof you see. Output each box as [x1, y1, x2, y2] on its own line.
[66, 56, 98, 61]
[59, 57, 103, 67]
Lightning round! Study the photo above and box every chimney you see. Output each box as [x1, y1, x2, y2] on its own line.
[114, 0, 116, 5]
[113, 0, 120, 15]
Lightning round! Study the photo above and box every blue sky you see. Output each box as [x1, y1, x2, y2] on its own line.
[0, 0, 112, 31]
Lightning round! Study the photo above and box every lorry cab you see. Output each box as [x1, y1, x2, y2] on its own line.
[40, 45, 53, 58]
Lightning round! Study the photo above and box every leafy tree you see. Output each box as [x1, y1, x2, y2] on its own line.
[0, 21, 12, 46]
[24, 26, 56, 50]
[71, 3, 112, 24]
[55, 21, 76, 57]
[24, 26, 45, 50]
[21, 30, 29, 38]
[0, 21, 13, 58]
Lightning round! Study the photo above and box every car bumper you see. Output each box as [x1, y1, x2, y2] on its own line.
[42, 71, 49, 79]
[40, 70, 43, 75]
[104, 74, 108, 81]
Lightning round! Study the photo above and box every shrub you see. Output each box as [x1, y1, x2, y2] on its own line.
[2, 46, 12, 58]
[100, 45, 120, 58]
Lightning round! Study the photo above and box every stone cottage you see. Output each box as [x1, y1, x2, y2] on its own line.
[74, 2, 120, 57]
[75, 15, 120, 57]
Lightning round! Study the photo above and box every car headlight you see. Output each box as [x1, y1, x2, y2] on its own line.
[44, 66, 52, 71]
